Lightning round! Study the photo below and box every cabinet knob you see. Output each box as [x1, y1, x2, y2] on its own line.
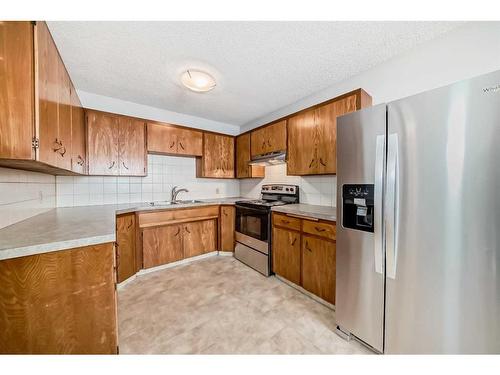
[77, 155, 85, 166]
[315, 226, 326, 232]
[122, 161, 129, 170]
[309, 158, 315, 168]
[319, 158, 326, 167]
[185, 227, 191, 234]
[174, 228, 180, 236]
[108, 161, 116, 169]
[305, 241, 312, 252]
[169, 141, 175, 149]
[179, 142, 185, 150]
[291, 238, 297, 246]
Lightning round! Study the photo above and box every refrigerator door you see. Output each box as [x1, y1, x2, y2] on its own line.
[336, 104, 387, 353]
[385, 70, 500, 354]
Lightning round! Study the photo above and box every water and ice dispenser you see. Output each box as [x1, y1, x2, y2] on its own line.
[342, 184, 374, 233]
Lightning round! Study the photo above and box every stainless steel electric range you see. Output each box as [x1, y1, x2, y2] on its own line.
[234, 184, 299, 276]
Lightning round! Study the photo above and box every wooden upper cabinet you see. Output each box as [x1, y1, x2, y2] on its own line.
[235, 133, 264, 179]
[36, 21, 73, 171]
[0, 21, 34, 160]
[250, 120, 287, 157]
[147, 123, 202, 157]
[287, 89, 371, 175]
[87, 110, 146, 176]
[70, 83, 86, 174]
[86, 111, 119, 175]
[196, 133, 235, 178]
[118, 117, 146, 176]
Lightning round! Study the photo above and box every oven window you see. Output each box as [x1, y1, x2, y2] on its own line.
[235, 206, 269, 242]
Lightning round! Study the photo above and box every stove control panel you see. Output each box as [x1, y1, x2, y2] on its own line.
[261, 184, 298, 195]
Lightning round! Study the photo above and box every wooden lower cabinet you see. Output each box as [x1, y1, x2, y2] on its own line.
[272, 212, 336, 305]
[302, 235, 336, 304]
[142, 224, 183, 269]
[183, 219, 217, 258]
[0, 243, 117, 354]
[220, 205, 235, 251]
[272, 226, 301, 285]
[116, 213, 136, 283]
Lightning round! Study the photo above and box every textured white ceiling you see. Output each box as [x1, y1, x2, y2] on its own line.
[47, 21, 463, 127]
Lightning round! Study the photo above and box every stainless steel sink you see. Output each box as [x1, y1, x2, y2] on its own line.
[148, 200, 203, 206]
[177, 200, 204, 204]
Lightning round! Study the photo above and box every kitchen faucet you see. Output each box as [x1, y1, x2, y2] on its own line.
[171, 186, 189, 202]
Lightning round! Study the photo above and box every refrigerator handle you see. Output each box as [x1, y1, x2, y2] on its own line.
[386, 133, 399, 279]
[373, 135, 385, 275]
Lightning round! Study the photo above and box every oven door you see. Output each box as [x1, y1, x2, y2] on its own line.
[235, 205, 269, 242]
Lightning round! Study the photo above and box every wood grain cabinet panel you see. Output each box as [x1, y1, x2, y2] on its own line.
[70, 83, 86, 174]
[302, 220, 336, 241]
[0, 243, 117, 354]
[220, 206, 235, 251]
[250, 120, 287, 157]
[272, 226, 301, 285]
[287, 90, 371, 176]
[196, 133, 235, 178]
[302, 235, 336, 304]
[147, 123, 202, 157]
[118, 117, 146, 176]
[235, 133, 264, 178]
[86, 111, 119, 175]
[116, 213, 136, 283]
[142, 224, 183, 268]
[273, 213, 301, 231]
[183, 219, 217, 258]
[0, 21, 34, 160]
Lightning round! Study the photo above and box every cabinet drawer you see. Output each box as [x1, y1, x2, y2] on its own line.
[303, 220, 336, 240]
[273, 213, 301, 231]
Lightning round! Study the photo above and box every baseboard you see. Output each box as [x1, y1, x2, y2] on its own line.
[117, 274, 138, 290]
[137, 251, 219, 276]
[218, 251, 234, 257]
[274, 274, 336, 311]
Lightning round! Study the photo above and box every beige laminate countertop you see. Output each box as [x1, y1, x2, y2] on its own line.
[0, 197, 249, 261]
[271, 204, 337, 222]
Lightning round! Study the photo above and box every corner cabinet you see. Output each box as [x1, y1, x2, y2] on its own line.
[86, 110, 146, 176]
[0, 21, 87, 175]
[287, 89, 372, 175]
[196, 133, 235, 178]
[235, 133, 264, 178]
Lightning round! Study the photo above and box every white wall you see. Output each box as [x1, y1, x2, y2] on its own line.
[0, 168, 56, 229]
[56, 154, 240, 207]
[78, 90, 240, 136]
[240, 164, 337, 206]
[241, 22, 500, 132]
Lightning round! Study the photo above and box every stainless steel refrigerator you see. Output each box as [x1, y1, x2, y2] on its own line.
[335, 70, 500, 354]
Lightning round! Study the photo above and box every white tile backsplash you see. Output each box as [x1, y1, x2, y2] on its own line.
[0, 167, 56, 229]
[240, 164, 337, 207]
[56, 154, 240, 207]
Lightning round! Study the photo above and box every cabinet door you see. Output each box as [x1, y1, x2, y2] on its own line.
[116, 214, 136, 283]
[118, 117, 146, 176]
[250, 126, 267, 157]
[176, 127, 203, 156]
[0, 21, 34, 160]
[197, 133, 235, 178]
[183, 219, 217, 258]
[87, 111, 119, 175]
[147, 123, 178, 154]
[220, 206, 235, 251]
[302, 235, 336, 304]
[56, 59, 72, 171]
[287, 108, 317, 175]
[142, 224, 183, 268]
[70, 84, 86, 174]
[37, 21, 60, 168]
[236, 133, 264, 179]
[315, 95, 357, 174]
[264, 120, 287, 154]
[272, 226, 301, 285]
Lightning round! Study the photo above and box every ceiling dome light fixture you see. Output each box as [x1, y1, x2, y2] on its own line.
[180, 69, 216, 93]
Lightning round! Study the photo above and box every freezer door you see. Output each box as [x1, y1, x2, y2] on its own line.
[385, 70, 500, 354]
[336, 103, 386, 353]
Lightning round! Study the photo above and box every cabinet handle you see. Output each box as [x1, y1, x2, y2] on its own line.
[127, 221, 133, 229]
[179, 142, 185, 150]
[319, 158, 326, 167]
[122, 161, 129, 170]
[305, 241, 312, 252]
[262, 141, 266, 149]
[291, 238, 297, 246]
[59, 145, 66, 157]
[185, 227, 191, 234]
[77, 155, 85, 166]
[108, 161, 116, 169]
[169, 141, 175, 149]
[174, 228, 180, 236]
[52, 138, 63, 152]
[267, 139, 271, 147]
[281, 219, 290, 224]
[309, 158, 315, 168]
[315, 226, 326, 232]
